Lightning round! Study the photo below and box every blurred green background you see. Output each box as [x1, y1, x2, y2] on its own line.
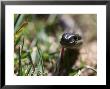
[14, 14, 97, 76]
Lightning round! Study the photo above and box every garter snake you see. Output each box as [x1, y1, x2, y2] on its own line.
[54, 32, 83, 76]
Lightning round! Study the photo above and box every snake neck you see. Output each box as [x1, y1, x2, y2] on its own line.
[58, 48, 80, 76]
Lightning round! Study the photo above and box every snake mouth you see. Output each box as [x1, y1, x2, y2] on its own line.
[60, 33, 83, 49]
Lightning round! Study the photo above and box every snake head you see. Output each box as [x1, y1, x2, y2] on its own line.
[60, 32, 83, 49]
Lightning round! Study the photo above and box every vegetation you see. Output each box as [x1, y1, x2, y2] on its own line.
[14, 14, 97, 76]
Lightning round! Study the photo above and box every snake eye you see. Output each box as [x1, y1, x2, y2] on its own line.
[74, 34, 82, 41]
[73, 36, 78, 41]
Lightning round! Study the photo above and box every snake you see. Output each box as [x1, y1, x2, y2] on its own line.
[53, 15, 84, 76]
[53, 32, 83, 76]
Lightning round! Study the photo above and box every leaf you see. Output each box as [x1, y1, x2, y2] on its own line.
[15, 21, 28, 35]
[14, 22, 28, 43]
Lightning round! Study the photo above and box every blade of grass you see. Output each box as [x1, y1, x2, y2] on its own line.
[25, 65, 32, 76]
[14, 14, 20, 27]
[36, 40, 45, 75]
[18, 45, 22, 76]
[21, 36, 24, 50]
[15, 21, 28, 35]
[14, 22, 28, 48]
[14, 35, 21, 47]
[27, 50, 35, 72]
[14, 14, 25, 33]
